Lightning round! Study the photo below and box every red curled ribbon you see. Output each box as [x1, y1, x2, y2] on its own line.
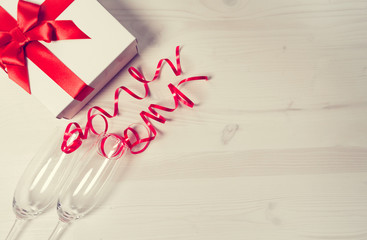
[0, 0, 94, 101]
[97, 133, 126, 160]
[62, 46, 208, 157]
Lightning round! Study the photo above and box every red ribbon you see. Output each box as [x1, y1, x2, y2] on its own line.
[0, 0, 94, 101]
[97, 133, 126, 159]
[61, 46, 208, 157]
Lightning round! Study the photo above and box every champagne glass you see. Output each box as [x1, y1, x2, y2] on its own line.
[48, 133, 126, 240]
[5, 128, 83, 240]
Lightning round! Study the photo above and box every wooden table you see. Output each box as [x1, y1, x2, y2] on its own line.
[1, 0, 366, 239]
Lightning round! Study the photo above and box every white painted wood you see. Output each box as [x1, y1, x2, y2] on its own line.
[1, 0, 367, 239]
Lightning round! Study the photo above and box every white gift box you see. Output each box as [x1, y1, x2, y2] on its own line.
[0, 0, 137, 119]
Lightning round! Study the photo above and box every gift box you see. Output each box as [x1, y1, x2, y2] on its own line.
[0, 0, 138, 119]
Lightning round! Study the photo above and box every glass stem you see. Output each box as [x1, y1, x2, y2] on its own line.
[48, 221, 69, 240]
[6, 218, 26, 240]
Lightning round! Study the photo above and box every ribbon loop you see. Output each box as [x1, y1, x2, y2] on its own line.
[17, 0, 40, 32]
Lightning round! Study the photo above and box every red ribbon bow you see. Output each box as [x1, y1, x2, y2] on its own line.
[0, 0, 93, 101]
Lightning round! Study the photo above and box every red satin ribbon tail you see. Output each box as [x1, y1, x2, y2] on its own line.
[7, 64, 31, 93]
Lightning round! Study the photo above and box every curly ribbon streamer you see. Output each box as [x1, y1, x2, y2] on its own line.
[0, 0, 94, 101]
[97, 133, 126, 159]
[61, 46, 208, 156]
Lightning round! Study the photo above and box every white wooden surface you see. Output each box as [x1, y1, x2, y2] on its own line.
[1, 0, 367, 239]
